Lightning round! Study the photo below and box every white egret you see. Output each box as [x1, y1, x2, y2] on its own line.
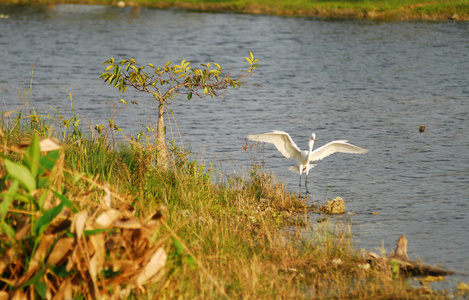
[247, 130, 368, 197]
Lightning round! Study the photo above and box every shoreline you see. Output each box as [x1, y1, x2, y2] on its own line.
[1, 0, 468, 21]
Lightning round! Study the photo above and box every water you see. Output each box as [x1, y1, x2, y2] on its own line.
[1, 4, 469, 286]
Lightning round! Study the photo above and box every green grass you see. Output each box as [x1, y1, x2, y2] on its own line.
[1, 0, 468, 20]
[1, 99, 458, 298]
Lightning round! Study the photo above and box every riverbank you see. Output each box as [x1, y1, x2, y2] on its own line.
[1, 103, 461, 298]
[1, 0, 468, 20]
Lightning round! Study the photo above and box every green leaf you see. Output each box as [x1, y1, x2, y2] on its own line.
[4, 159, 36, 192]
[34, 281, 47, 299]
[104, 64, 114, 72]
[119, 78, 125, 91]
[37, 177, 49, 189]
[171, 237, 184, 255]
[49, 265, 72, 277]
[84, 228, 107, 237]
[0, 180, 18, 220]
[33, 203, 64, 236]
[186, 255, 198, 270]
[37, 150, 59, 177]
[37, 192, 48, 210]
[24, 133, 40, 178]
[0, 222, 15, 238]
[187, 92, 192, 100]
[20, 269, 45, 289]
[52, 190, 77, 212]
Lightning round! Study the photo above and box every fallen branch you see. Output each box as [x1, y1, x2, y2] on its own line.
[367, 234, 458, 276]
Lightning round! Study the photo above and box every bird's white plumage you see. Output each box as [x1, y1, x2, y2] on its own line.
[247, 130, 368, 197]
[288, 164, 316, 174]
[247, 131, 367, 170]
[247, 130, 302, 161]
[309, 140, 368, 162]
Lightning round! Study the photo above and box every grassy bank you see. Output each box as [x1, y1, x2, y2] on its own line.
[1, 101, 458, 298]
[1, 0, 469, 20]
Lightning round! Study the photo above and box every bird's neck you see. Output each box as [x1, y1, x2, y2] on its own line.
[307, 140, 315, 156]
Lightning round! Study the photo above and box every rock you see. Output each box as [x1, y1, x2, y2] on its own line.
[450, 14, 460, 21]
[321, 197, 345, 214]
[365, 10, 378, 19]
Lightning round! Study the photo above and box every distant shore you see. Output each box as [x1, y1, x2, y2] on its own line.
[1, 0, 468, 21]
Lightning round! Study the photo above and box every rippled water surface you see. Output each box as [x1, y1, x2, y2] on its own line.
[1, 4, 469, 286]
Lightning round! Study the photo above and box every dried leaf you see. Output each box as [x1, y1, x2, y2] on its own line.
[102, 185, 111, 208]
[89, 233, 106, 291]
[39, 138, 61, 152]
[104, 260, 135, 272]
[105, 234, 127, 251]
[65, 249, 76, 273]
[95, 209, 121, 228]
[89, 234, 105, 267]
[72, 211, 88, 240]
[136, 247, 167, 286]
[10, 290, 26, 300]
[114, 218, 141, 229]
[89, 255, 100, 283]
[0, 248, 15, 275]
[46, 237, 75, 265]
[54, 277, 72, 300]
[0, 291, 8, 300]
[23, 235, 55, 285]
[15, 223, 31, 240]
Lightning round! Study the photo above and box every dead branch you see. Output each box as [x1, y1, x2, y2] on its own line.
[368, 234, 458, 276]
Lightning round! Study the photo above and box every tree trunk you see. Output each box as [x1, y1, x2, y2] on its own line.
[156, 102, 169, 170]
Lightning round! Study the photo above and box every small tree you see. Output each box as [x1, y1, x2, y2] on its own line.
[100, 53, 259, 169]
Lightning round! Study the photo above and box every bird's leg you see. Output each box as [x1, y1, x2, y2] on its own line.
[298, 174, 302, 198]
[305, 174, 310, 195]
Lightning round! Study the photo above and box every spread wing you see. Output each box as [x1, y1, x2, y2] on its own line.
[247, 130, 303, 162]
[309, 140, 368, 162]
